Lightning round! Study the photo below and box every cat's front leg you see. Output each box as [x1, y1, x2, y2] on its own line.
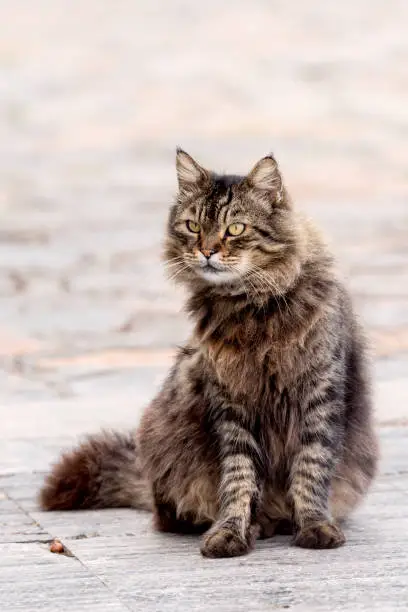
[290, 388, 346, 549]
[201, 411, 262, 558]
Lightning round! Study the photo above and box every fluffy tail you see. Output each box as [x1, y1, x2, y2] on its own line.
[39, 431, 152, 511]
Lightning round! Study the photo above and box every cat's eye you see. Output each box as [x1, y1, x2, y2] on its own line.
[186, 220, 201, 233]
[226, 222, 245, 237]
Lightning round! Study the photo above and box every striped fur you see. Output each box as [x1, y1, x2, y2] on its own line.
[40, 151, 378, 558]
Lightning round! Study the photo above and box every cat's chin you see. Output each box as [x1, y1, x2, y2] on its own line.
[197, 268, 241, 286]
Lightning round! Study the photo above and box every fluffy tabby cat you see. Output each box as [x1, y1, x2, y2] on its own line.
[40, 150, 378, 557]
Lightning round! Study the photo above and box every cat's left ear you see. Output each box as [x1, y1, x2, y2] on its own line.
[176, 148, 210, 192]
[246, 155, 285, 205]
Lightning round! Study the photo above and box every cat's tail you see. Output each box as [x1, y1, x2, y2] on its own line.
[39, 431, 152, 511]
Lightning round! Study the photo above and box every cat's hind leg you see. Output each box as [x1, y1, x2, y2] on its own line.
[153, 482, 212, 535]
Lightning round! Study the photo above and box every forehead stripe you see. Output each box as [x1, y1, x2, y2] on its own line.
[218, 186, 233, 224]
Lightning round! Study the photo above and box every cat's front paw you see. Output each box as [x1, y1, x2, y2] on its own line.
[293, 521, 345, 549]
[200, 520, 257, 558]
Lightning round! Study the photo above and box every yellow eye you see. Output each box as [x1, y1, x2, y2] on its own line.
[186, 220, 201, 233]
[227, 222, 245, 237]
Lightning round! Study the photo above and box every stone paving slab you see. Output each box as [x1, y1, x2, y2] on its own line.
[0, 542, 129, 611]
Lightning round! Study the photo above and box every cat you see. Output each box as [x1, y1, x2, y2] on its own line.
[39, 150, 378, 558]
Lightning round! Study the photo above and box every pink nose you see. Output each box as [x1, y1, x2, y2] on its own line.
[201, 249, 216, 259]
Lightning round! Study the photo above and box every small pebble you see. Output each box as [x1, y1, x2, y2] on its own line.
[49, 539, 64, 554]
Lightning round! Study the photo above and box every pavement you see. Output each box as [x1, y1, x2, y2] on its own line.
[0, 0, 407, 610]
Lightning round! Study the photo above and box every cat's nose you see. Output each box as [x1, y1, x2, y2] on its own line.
[201, 249, 217, 260]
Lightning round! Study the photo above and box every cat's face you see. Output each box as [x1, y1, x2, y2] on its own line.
[165, 150, 302, 295]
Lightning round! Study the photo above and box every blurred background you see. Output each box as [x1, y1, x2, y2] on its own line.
[0, 1, 407, 443]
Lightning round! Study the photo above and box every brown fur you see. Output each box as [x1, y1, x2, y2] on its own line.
[40, 151, 378, 558]
[40, 432, 152, 511]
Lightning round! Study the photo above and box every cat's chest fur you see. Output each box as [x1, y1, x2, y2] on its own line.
[197, 324, 303, 470]
[196, 304, 302, 408]
[205, 342, 298, 415]
[192, 284, 326, 409]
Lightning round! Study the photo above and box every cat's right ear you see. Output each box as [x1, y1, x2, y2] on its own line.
[176, 149, 210, 192]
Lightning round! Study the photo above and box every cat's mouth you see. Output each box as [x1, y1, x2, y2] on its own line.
[196, 263, 241, 285]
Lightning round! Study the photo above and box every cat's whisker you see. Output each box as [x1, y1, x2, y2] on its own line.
[229, 265, 257, 302]
[165, 261, 185, 269]
[247, 268, 287, 318]
[229, 265, 266, 318]
[165, 255, 186, 265]
[167, 269, 188, 283]
[164, 260, 191, 283]
[164, 263, 189, 275]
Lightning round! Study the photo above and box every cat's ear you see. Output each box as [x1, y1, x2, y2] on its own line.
[247, 155, 284, 204]
[176, 149, 210, 191]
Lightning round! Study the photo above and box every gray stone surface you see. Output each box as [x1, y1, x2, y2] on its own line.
[1, 430, 408, 611]
[0, 0, 407, 609]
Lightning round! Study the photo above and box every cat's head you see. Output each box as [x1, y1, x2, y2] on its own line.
[164, 150, 305, 296]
